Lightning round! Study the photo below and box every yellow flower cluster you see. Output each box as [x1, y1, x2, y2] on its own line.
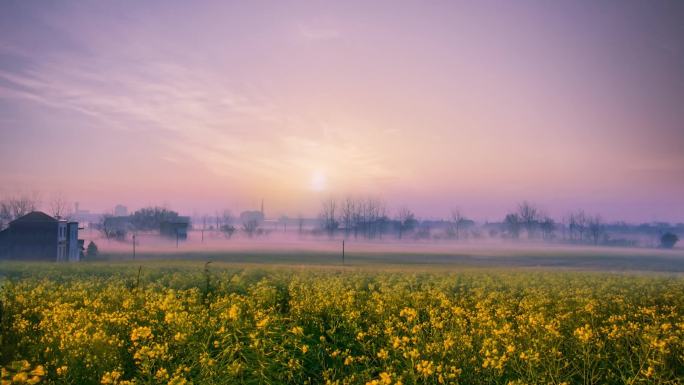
[1, 263, 683, 384]
[0, 361, 44, 385]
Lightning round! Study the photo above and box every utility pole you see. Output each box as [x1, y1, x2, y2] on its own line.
[176, 229, 179, 248]
[342, 240, 345, 265]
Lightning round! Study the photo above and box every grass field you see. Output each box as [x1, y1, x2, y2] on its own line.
[87, 240, 684, 272]
[1, 248, 683, 384]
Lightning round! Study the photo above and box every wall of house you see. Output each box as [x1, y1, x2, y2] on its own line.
[7, 221, 59, 260]
[67, 222, 80, 262]
[160, 222, 189, 239]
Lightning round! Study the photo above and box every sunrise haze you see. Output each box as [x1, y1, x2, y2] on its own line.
[1, 1, 683, 222]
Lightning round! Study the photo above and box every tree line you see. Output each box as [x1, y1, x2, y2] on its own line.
[316, 198, 680, 248]
[0, 193, 75, 230]
[0, 194, 679, 249]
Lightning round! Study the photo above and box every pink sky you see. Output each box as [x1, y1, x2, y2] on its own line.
[1, 1, 683, 222]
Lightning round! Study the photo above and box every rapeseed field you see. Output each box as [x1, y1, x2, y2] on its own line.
[0, 264, 682, 384]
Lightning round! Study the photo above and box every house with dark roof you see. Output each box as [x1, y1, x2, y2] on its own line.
[0, 211, 82, 261]
[160, 216, 191, 240]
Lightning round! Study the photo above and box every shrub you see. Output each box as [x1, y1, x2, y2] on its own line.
[660, 232, 679, 249]
[86, 241, 98, 258]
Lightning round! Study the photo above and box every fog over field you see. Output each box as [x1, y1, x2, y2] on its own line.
[69, 227, 681, 273]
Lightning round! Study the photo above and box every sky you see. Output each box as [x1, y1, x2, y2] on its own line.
[1, 0, 683, 222]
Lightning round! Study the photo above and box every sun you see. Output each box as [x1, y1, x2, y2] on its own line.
[310, 171, 327, 191]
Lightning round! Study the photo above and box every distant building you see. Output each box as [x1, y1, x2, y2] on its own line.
[0, 211, 82, 261]
[239, 199, 265, 225]
[74, 202, 90, 215]
[71, 202, 100, 225]
[160, 216, 190, 240]
[240, 210, 265, 224]
[114, 204, 128, 217]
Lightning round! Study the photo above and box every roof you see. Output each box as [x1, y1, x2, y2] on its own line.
[161, 218, 190, 225]
[161, 216, 190, 224]
[10, 211, 58, 224]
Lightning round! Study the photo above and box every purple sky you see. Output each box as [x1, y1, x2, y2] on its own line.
[1, 1, 683, 222]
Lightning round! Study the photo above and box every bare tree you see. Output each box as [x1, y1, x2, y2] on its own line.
[0, 193, 39, 229]
[242, 218, 260, 238]
[504, 213, 521, 239]
[216, 210, 235, 238]
[0, 201, 11, 230]
[49, 193, 71, 219]
[351, 200, 363, 239]
[450, 209, 469, 240]
[560, 216, 569, 241]
[330, 197, 389, 240]
[99, 213, 126, 240]
[568, 210, 587, 242]
[14, 195, 38, 218]
[13, 194, 39, 218]
[376, 201, 388, 239]
[319, 199, 338, 237]
[540, 216, 556, 240]
[568, 212, 578, 241]
[366, 199, 376, 239]
[224, 226, 236, 238]
[587, 215, 604, 245]
[359, 199, 371, 238]
[361, 198, 384, 239]
[517, 201, 539, 239]
[339, 197, 356, 239]
[396, 207, 417, 239]
[221, 224, 236, 239]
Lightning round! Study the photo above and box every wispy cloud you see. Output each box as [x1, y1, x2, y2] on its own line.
[0, 31, 394, 195]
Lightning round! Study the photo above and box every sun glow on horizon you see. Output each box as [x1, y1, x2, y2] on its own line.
[309, 170, 327, 192]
